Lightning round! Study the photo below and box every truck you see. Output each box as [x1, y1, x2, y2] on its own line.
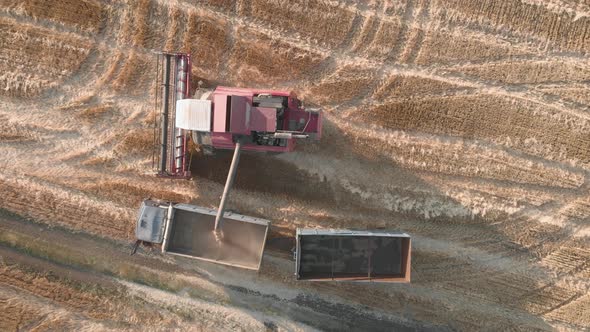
[136, 199, 270, 270]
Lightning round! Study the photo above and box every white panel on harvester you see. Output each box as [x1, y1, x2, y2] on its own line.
[175, 99, 212, 131]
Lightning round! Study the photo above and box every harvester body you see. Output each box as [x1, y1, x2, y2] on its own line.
[176, 86, 322, 153]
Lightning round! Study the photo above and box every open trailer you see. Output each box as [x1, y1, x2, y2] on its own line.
[136, 199, 269, 270]
[295, 229, 411, 282]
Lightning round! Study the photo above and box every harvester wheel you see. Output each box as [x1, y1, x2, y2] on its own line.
[190, 131, 214, 155]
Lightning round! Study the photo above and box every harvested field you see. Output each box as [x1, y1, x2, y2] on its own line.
[0, 0, 589, 331]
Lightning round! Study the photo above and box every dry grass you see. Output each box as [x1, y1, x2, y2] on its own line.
[0, 265, 114, 320]
[56, 95, 113, 122]
[372, 74, 470, 100]
[116, 0, 153, 48]
[85, 180, 190, 207]
[355, 94, 590, 167]
[2, 0, 103, 32]
[164, 6, 182, 52]
[0, 175, 135, 239]
[82, 155, 118, 168]
[182, 11, 230, 73]
[115, 128, 154, 154]
[452, 60, 590, 84]
[112, 52, 152, 95]
[1, 0, 590, 329]
[0, 130, 34, 143]
[0, 293, 44, 331]
[0, 115, 36, 142]
[309, 65, 375, 104]
[0, 256, 198, 328]
[539, 85, 590, 105]
[248, 0, 357, 47]
[443, 0, 590, 53]
[201, 0, 234, 11]
[97, 51, 124, 87]
[0, 18, 91, 97]
[57, 94, 96, 110]
[330, 118, 585, 189]
[415, 30, 534, 65]
[365, 20, 402, 58]
[230, 29, 327, 84]
[77, 104, 114, 121]
[131, 0, 150, 47]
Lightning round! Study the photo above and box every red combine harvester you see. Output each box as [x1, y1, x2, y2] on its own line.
[136, 51, 410, 281]
[152, 52, 321, 179]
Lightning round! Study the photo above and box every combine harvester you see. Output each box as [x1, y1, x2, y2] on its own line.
[135, 52, 411, 281]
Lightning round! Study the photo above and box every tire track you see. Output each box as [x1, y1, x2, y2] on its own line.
[399, 0, 431, 64]
[437, 0, 590, 54]
[349, 13, 380, 54]
[386, 0, 415, 63]
[144, 0, 590, 124]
